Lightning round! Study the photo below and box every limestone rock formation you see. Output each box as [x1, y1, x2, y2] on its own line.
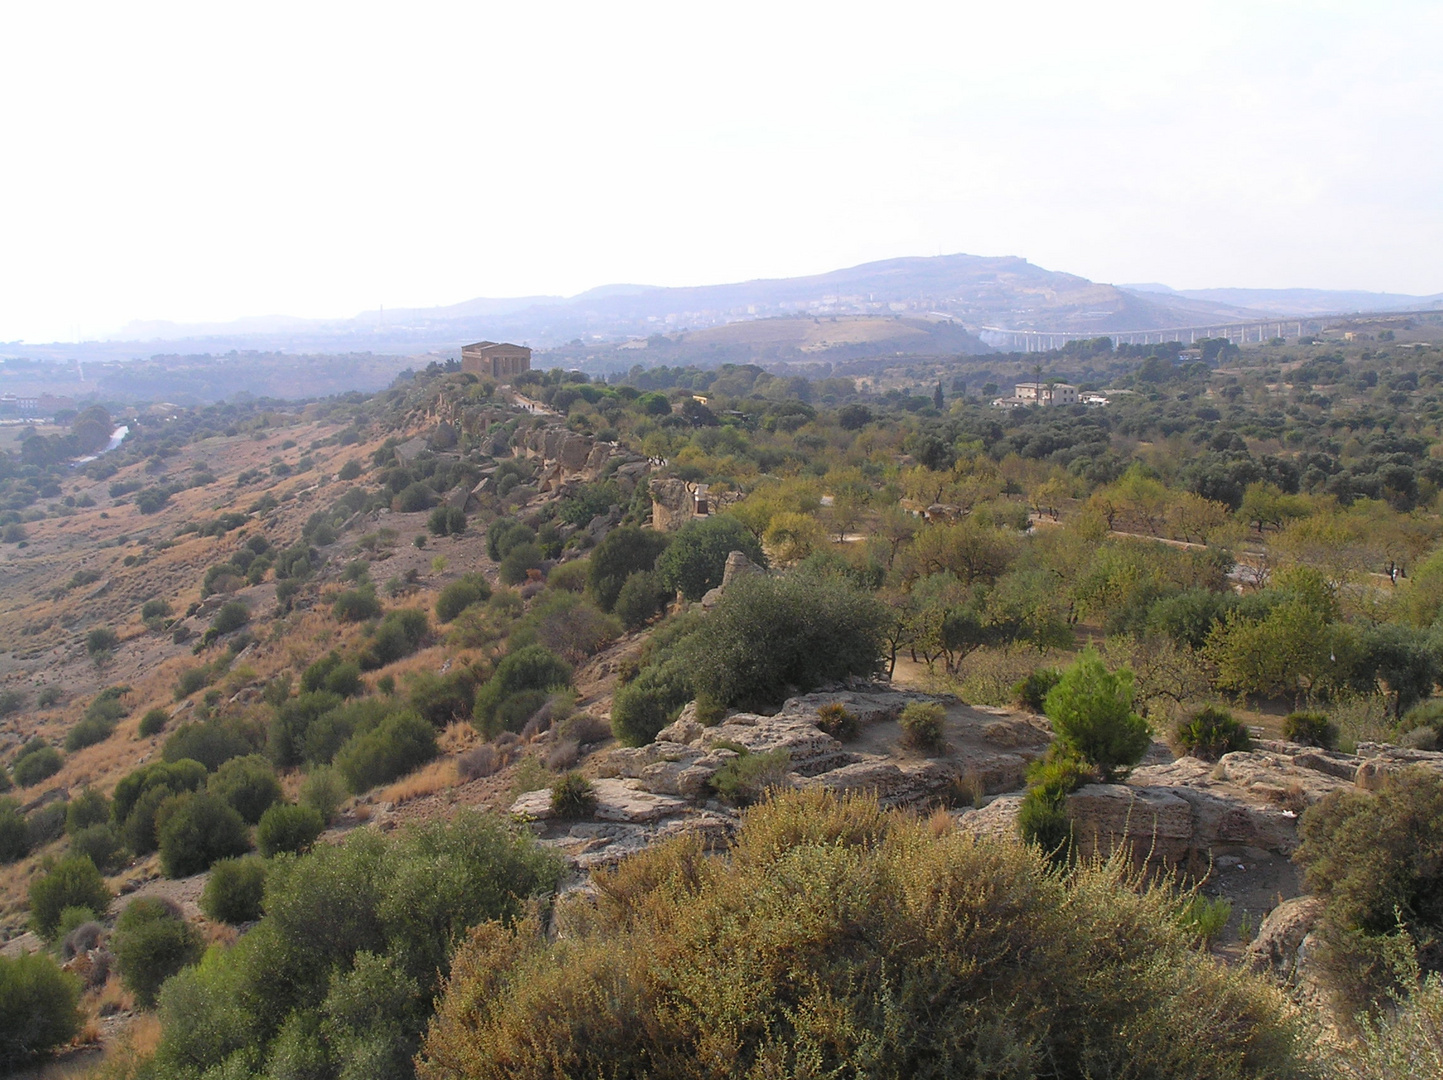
[509, 778, 690, 824]
[1245, 895, 1325, 984]
[1066, 783, 1195, 862]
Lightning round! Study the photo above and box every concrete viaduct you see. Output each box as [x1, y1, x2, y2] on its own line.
[979, 308, 1442, 352]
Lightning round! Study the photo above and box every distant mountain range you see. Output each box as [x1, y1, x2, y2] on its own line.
[13, 254, 1442, 364]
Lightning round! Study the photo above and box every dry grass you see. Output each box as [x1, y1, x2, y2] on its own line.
[382, 758, 460, 805]
[89, 975, 134, 1019]
[545, 738, 580, 771]
[438, 720, 478, 754]
[926, 807, 955, 838]
[84, 1013, 163, 1079]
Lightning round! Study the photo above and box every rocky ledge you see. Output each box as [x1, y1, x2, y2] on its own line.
[959, 738, 1443, 866]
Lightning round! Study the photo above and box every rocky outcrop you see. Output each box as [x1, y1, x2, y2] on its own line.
[509, 778, 690, 824]
[1353, 744, 1443, 790]
[1067, 783, 1195, 862]
[1066, 747, 1348, 864]
[548, 811, 739, 872]
[956, 794, 1024, 839]
[1245, 895, 1325, 984]
[512, 423, 650, 497]
[700, 551, 764, 608]
[599, 690, 1050, 813]
[649, 477, 696, 531]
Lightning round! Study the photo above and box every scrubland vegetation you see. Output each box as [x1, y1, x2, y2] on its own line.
[2, 323, 1443, 1073]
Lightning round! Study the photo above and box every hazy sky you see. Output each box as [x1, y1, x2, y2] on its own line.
[1, 0, 1438, 342]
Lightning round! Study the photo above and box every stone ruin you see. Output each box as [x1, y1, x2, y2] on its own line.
[511, 425, 650, 498]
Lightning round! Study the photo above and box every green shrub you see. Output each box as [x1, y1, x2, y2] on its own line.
[655, 515, 765, 601]
[395, 482, 435, 513]
[486, 518, 535, 562]
[65, 713, 117, 751]
[679, 573, 887, 713]
[359, 608, 430, 670]
[163, 720, 252, 772]
[435, 574, 492, 623]
[498, 541, 545, 585]
[257, 803, 326, 857]
[338, 459, 363, 481]
[202, 855, 268, 924]
[141, 598, 173, 620]
[1282, 711, 1339, 749]
[268, 690, 344, 768]
[211, 601, 251, 635]
[300, 766, 347, 824]
[493, 689, 550, 734]
[549, 772, 597, 819]
[589, 525, 671, 611]
[0, 952, 81, 1068]
[65, 787, 110, 834]
[1175, 706, 1253, 761]
[26, 801, 68, 849]
[473, 645, 572, 737]
[139, 707, 169, 737]
[36, 685, 62, 709]
[334, 712, 438, 793]
[899, 702, 946, 753]
[29, 855, 112, 941]
[815, 702, 859, 741]
[407, 669, 477, 728]
[111, 761, 197, 832]
[148, 811, 561, 1080]
[1017, 749, 1092, 854]
[711, 748, 792, 806]
[545, 559, 589, 594]
[174, 665, 211, 700]
[0, 798, 28, 863]
[0, 689, 24, 717]
[86, 627, 119, 659]
[12, 741, 62, 788]
[1178, 894, 1233, 945]
[507, 590, 621, 666]
[610, 659, 692, 747]
[120, 788, 169, 855]
[1043, 648, 1151, 781]
[54, 907, 100, 949]
[157, 792, 251, 878]
[70, 823, 125, 872]
[113, 897, 203, 1007]
[301, 652, 364, 698]
[1012, 667, 1062, 712]
[208, 755, 282, 824]
[418, 790, 1308, 1079]
[427, 505, 467, 537]
[334, 586, 383, 623]
[613, 569, 669, 630]
[1304, 768, 1443, 935]
[1296, 768, 1443, 1012]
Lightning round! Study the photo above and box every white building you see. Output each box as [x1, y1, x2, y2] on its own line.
[991, 381, 1079, 409]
